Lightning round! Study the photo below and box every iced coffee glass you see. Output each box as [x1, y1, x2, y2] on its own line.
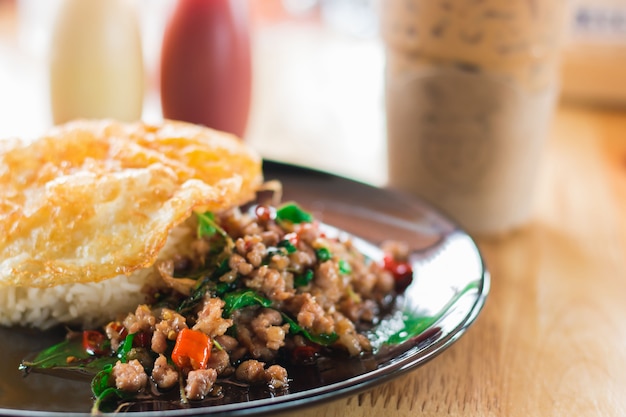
[381, 0, 567, 235]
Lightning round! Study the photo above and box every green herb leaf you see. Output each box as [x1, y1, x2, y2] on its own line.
[277, 239, 297, 254]
[19, 335, 117, 376]
[294, 269, 314, 287]
[338, 259, 352, 275]
[386, 314, 437, 345]
[368, 280, 482, 351]
[315, 247, 332, 262]
[91, 386, 127, 414]
[91, 364, 114, 397]
[177, 258, 232, 315]
[281, 313, 338, 346]
[275, 203, 313, 224]
[197, 211, 230, 240]
[195, 212, 234, 256]
[91, 364, 133, 414]
[117, 333, 135, 363]
[223, 290, 272, 317]
[215, 280, 237, 297]
[196, 212, 218, 238]
[20, 337, 89, 370]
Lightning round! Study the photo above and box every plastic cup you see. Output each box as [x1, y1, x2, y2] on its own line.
[381, 0, 568, 235]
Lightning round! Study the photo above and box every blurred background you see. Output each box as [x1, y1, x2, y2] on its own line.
[0, 0, 386, 185]
[0, 0, 625, 187]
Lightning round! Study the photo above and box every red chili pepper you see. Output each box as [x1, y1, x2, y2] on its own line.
[171, 328, 212, 370]
[382, 255, 413, 291]
[291, 345, 320, 363]
[255, 204, 272, 222]
[82, 330, 109, 356]
[108, 321, 128, 339]
[133, 331, 151, 348]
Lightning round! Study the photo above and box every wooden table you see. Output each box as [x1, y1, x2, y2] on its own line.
[276, 104, 626, 417]
[2, 2, 626, 415]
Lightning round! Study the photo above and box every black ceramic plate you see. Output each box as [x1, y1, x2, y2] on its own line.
[0, 160, 489, 416]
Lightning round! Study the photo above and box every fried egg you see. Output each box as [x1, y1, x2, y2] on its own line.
[0, 119, 262, 289]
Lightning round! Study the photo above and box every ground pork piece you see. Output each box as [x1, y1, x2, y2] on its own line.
[287, 248, 316, 275]
[245, 241, 266, 267]
[315, 261, 343, 305]
[264, 364, 289, 389]
[206, 349, 232, 375]
[185, 368, 217, 400]
[294, 222, 319, 245]
[268, 252, 290, 270]
[234, 235, 266, 267]
[372, 265, 395, 295]
[349, 269, 378, 298]
[222, 208, 260, 237]
[214, 334, 238, 352]
[260, 230, 280, 247]
[104, 321, 126, 351]
[234, 236, 248, 254]
[266, 221, 286, 237]
[193, 297, 233, 338]
[123, 305, 156, 335]
[229, 346, 248, 362]
[286, 293, 335, 335]
[229, 253, 254, 276]
[112, 360, 147, 392]
[338, 297, 378, 323]
[235, 322, 275, 361]
[241, 219, 263, 236]
[334, 314, 366, 356]
[151, 354, 178, 390]
[251, 308, 289, 350]
[151, 330, 168, 355]
[245, 265, 293, 301]
[235, 359, 266, 384]
[152, 308, 188, 354]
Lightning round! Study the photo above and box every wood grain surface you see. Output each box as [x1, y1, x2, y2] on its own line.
[278, 106, 626, 417]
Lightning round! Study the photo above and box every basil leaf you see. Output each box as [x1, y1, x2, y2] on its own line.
[195, 212, 234, 256]
[315, 247, 332, 262]
[277, 239, 297, 254]
[116, 333, 135, 363]
[294, 269, 314, 287]
[215, 280, 237, 297]
[91, 387, 127, 414]
[197, 212, 217, 238]
[91, 365, 133, 414]
[338, 259, 352, 275]
[368, 280, 481, 350]
[20, 336, 89, 370]
[91, 364, 114, 397]
[19, 336, 117, 377]
[177, 258, 232, 315]
[281, 313, 338, 346]
[223, 290, 272, 317]
[276, 203, 313, 224]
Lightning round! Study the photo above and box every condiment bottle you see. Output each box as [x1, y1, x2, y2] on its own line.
[160, 0, 252, 138]
[49, 0, 145, 124]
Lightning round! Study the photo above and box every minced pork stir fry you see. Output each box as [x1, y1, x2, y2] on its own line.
[21, 202, 413, 412]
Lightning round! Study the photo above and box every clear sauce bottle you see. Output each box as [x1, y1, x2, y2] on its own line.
[49, 0, 145, 124]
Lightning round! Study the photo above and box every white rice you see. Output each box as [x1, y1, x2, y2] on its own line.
[0, 221, 196, 330]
